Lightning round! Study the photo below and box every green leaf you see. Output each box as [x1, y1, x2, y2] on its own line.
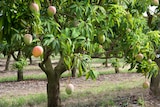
[64, 28, 71, 36]
[71, 28, 80, 38]
[78, 64, 83, 77]
[64, 56, 72, 70]
[43, 34, 54, 46]
[76, 36, 86, 41]
[12, 58, 28, 70]
[86, 69, 99, 80]
[86, 71, 90, 80]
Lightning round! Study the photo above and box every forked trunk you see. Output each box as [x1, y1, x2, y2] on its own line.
[17, 69, 23, 81]
[47, 75, 61, 107]
[39, 57, 66, 107]
[150, 58, 160, 97]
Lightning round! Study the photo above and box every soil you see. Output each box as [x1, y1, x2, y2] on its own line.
[0, 58, 160, 107]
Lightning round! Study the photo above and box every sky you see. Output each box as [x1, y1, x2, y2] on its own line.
[143, 6, 158, 17]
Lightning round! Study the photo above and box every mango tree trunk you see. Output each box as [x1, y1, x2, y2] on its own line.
[39, 57, 66, 107]
[105, 52, 110, 67]
[17, 69, 23, 81]
[29, 56, 32, 65]
[4, 54, 11, 71]
[47, 74, 61, 107]
[150, 58, 160, 97]
[115, 67, 120, 73]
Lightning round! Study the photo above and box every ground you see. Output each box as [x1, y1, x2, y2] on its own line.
[0, 58, 160, 107]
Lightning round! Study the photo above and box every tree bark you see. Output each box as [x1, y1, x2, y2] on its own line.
[47, 75, 61, 107]
[104, 57, 108, 67]
[17, 69, 23, 81]
[29, 56, 32, 65]
[105, 53, 109, 67]
[4, 54, 11, 71]
[40, 57, 66, 107]
[115, 67, 119, 73]
[150, 58, 160, 97]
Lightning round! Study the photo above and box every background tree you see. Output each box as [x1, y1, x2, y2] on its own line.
[0, 0, 36, 81]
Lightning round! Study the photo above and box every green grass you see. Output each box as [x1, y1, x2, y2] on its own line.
[0, 93, 47, 107]
[92, 58, 125, 64]
[91, 58, 106, 63]
[24, 74, 47, 80]
[0, 74, 47, 82]
[0, 76, 17, 82]
[98, 68, 136, 75]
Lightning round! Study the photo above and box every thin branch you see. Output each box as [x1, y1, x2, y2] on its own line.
[50, 0, 52, 5]
[39, 63, 47, 73]
[47, 0, 50, 6]
[59, 12, 76, 19]
[43, 47, 52, 64]
[54, 14, 61, 27]
[147, 11, 153, 28]
[17, 50, 21, 60]
[11, 53, 18, 61]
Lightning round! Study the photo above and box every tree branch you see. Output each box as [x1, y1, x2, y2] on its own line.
[39, 63, 46, 72]
[147, 11, 153, 28]
[11, 53, 18, 61]
[43, 46, 52, 64]
[54, 14, 61, 27]
[58, 12, 76, 19]
[54, 57, 67, 75]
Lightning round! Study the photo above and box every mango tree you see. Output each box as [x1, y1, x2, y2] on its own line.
[146, 2, 160, 96]
[1, 0, 160, 107]
[0, 0, 36, 81]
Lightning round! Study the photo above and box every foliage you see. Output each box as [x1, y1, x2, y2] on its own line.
[12, 57, 28, 70]
[111, 58, 120, 68]
[0, 0, 160, 79]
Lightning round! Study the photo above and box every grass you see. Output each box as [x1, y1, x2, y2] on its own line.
[0, 74, 47, 82]
[0, 93, 47, 107]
